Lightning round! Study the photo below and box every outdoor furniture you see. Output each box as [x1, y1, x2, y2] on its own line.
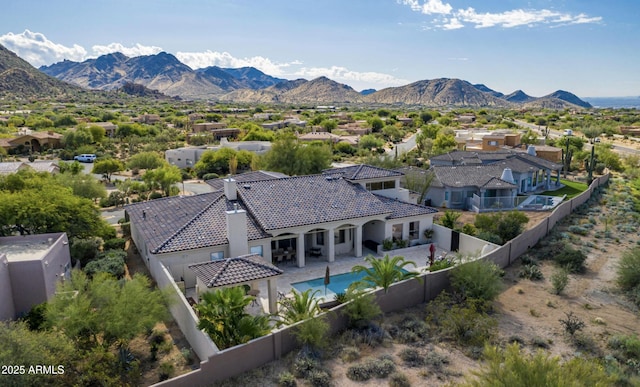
[310, 247, 322, 257]
[248, 289, 260, 306]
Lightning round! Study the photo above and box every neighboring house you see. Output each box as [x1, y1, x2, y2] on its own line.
[193, 122, 226, 132]
[6, 130, 63, 153]
[87, 122, 117, 137]
[0, 162, 31, 175]
[125, 165, 437, 291]
[165, 140, 272, 169]
[0, 161, 60, 175]
[0, 232, 71, 320]
[482, 132, 520, 151]
[425, 150, 563, 210]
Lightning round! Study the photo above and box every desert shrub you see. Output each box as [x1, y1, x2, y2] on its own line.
[70, 236, 102, 266]
[553, 244, 587, 273]
[462, 223, 477, 236]
[84, 250, 126, 278]
[388, 372, 411, 387]
[550, 268, 569, 295]
[346, 363, 372, 381]
[293, 316, 329, 350]
[459, 343, 613, 386]
[531, 337, 550, 349]
[393, 317, 429, 345]
[339, 346, 360, 363]
[398, 348, 424, 367]
[103, 237, 126, 251]
[617, 247, 640, 291]
[149, 191, 163, 200]
[201, 173, 219, 180]
[277, 371, 297, 387]
[343, 292, 381, 329]
[519, 255, 538, 266]
[519, 264, 543, 280]
[158, 361, 174, 381]
[559, 312, 585, 336]
[382, 238, 394, 251]
[572, 332, 601, 355]
[608, 334, 640, 361]
[568, 225, 590, 236]
[306, 369, 331, 387]
[368, 356, 396, 378]
[424, 350, 450, 372]
[340, 324, 386, 348]
[292, 355, 319, 379]
[428, 259, 454, 272]
[474, 211, 529, 243]
[450, 260, 503, 302]
[438, 300, 497, 346]
[476, 231, 503, 245]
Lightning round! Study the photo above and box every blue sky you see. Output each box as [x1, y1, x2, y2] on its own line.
[1, 0, 638, 97]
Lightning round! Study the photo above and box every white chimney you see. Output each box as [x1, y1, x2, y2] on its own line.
[226, 205, 248, 257]
[500, 168, 515, 183]
[527, 145, 537, 156]
[223, 177, 237, 200]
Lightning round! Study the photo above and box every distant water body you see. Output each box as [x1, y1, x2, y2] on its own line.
[583, 97, 640, 109]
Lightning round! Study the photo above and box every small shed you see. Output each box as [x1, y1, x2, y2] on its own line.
[188, 254, 283, 314]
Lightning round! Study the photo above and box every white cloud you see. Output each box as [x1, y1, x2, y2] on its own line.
[0, 30, 87, 67]
[176, 50, 301, 75]
[294, 66, 409, 86]
[399, 2, 602, 29]
[442, 17, 464, 30]
[92, 43, 163, 58]
[398, 0, 452, 15]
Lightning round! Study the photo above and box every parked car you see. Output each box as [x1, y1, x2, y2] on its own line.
[594, 137, 601, 143]
[74, 154, 97, 163]
[563, 129, 573, 136]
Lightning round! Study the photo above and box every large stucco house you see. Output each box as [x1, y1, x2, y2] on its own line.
[425, 150, 563, 210]
[125, 165, 437, 291]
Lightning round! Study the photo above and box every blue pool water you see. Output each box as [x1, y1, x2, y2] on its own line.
[291, 268, 408, 300]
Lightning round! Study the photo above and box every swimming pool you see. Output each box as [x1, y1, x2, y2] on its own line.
[291, 268, 408, 300]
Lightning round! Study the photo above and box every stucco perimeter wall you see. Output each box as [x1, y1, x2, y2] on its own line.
[0, 254, 15, 320]
[152, 258, 217, 362]
[155, 174, 610, 387]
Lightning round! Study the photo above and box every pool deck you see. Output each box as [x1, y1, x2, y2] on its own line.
[252, 244, 448, 313]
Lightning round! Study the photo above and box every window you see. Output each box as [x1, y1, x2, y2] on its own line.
[250, 246, 263, 257]
[210, 251, 224, 261]
[365, 180, 396, 191]
[444, 191, 449, 201]
[488, 140, 498, 146]
[335, 229, 346, 244]
[316, 232, 324, 246]
[409, 221, 419, 240]
[451, 191, 463, 204]
[392, 224, 403, 240]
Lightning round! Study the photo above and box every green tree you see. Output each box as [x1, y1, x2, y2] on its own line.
[358, 134, 385, 151]
[87, 125, 106, 143]
[195, 286, 272, 349]
[520, 129, 538, 146]
[461, 343, 613, 387]
[450, 259, 503, 302]
[343, 291, 381, 329]
[351, 254, 419, 293]
[127, 151, 166, 170]
[46, 271, 170, 349]
[59, 160, 84, 175]
[432, 133, 457, 155]
[63, 127, 94, 149]
[0, 321, 78, 387]
[262, 134, 331, 175]
[194, 148, 254, 178]
[92, 159, 124, 182]
[55, 172, 107, 201]
[142, 164, 182, 196]
[440, 210, 461, 229]
[369, 117, 384, 132]
[474, 211, 529, 244]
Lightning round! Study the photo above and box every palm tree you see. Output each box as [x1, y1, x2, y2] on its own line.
[351, 254, 419, 293]
[195, 286, 271, 349]
[278, 289, 321, 326]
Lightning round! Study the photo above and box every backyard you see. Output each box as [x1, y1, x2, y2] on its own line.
[211, 177, 640, 386]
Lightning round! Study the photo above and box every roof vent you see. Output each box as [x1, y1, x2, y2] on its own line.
[500, 168, 515, 183]
[527, 145, 537, 156]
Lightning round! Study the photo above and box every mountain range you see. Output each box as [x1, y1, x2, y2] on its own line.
[1, 44, 592, 108]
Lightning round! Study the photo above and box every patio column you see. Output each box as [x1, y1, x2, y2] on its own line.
[297, 232, 305, 268]
[355, 225, 362, 257]
[328, 227, 335, 262]
[267, 278, 278, 314]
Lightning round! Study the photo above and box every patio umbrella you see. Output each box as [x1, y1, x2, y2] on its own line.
[324, 265, 330, 296]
